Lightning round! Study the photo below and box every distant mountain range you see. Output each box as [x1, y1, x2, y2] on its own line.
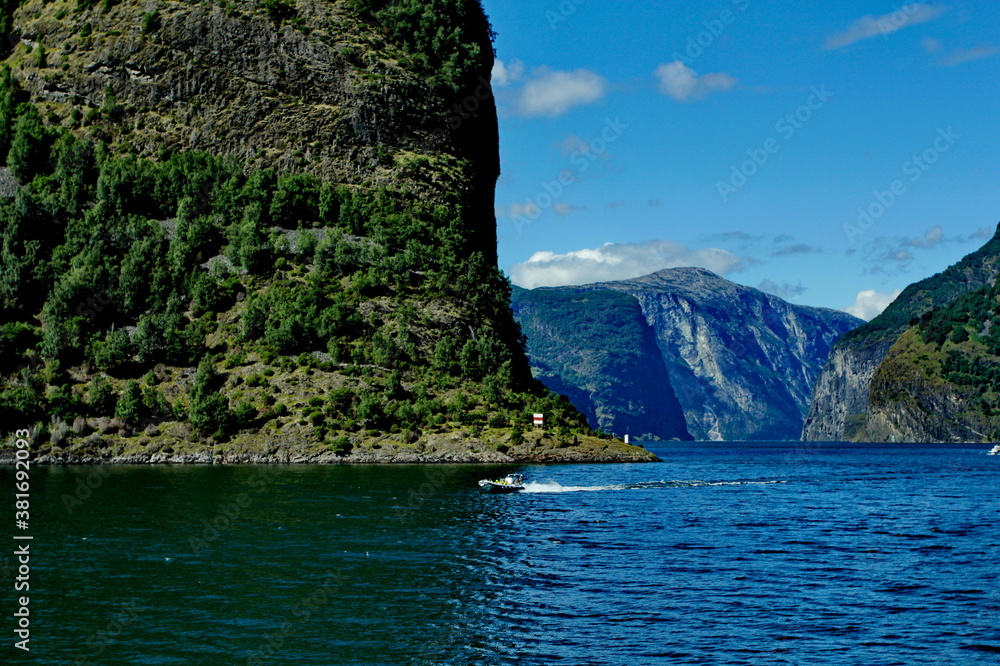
[803, 223, 1000, 442]
[511, 287, 692, 441]
[513, 268, 863, 441]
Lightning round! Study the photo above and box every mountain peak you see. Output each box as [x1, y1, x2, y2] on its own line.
[517, 267, 862, 441]
[600, 266, 733, 293]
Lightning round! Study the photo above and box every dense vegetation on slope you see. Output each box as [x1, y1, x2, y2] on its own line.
[0, 0, 624, 461]
[862, 279, 1000, 442]
[803, 224, 1000, 441]
[511, 286, 691, 441]
[348, 0, 495, 92]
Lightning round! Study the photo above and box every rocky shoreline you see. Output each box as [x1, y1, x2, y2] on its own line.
[0, 432, 661, 465]
[4, 450, 661, 465]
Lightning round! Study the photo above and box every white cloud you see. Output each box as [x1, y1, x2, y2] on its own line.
[508, 240, 747, 289]
[491, 59, 524, 88]
[922, 37, 943, 53]
[654, 61, 737, 102]
[939, 45, 998, 67]
[843, 289, 903, 321]
[825, 4, 946, 50]
[516, 68, 608, 117]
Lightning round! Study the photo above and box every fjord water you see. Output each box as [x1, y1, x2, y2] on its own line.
[8, 443, 1000, 665]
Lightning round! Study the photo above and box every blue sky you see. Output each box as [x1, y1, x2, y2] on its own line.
[483, 0, 1000, 318]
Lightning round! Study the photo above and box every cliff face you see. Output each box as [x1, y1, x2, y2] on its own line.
[511, 287, 691, 441]
[9, 0, 500, 260]
[858, 330, 975, 442]
[515, 268, 862, 441]
[799, 338, 897, 441]
[803, 224, 1000, 441]
[595, 269, 862, 441]
[0, 0, 659, 463]
[855, 279, 1000, 443]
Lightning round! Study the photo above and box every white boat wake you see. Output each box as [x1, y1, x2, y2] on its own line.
[521, 482, 615, 493]
[520, 479, 783, 493]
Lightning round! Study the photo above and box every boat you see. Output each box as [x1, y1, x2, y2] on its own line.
[478, 473, 525, 493]
[989, 444, 1000, 455]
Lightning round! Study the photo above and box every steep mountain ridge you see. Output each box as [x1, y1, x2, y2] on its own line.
[802, 223, 1000, 441]
[7, 0, 500, 260]
[511, 287, 691, 441]
[855, 278, 1000, 442]
[515, 268, 862, 441]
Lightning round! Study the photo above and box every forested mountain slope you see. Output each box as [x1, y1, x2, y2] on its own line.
[0, 0, 654, 463]
[851, 274, 1000, 442]
[803, 224, 1000, 441]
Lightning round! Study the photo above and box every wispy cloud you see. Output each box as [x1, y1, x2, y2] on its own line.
[654, 61, 737, 102]
[759, 279, 807, 300]
[496, 203, 540, 220]
[859, 225, 989, 276]
[938, 45, 998, 67]
[825, 4, 946, 50]
[508, 240, 747, 289]
[552, 202, 586, 216]
[843, 289, 903, 321]
[559, 134, 611, 160]
[704, 232, 822, 258]
[774, 243, 821, 256]
[516, 68, 608, 117]
[705, 231, 767, 246]
[903, 225, 943, 249]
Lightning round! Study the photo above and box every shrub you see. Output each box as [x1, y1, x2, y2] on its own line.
[114, 380, 143, 424]
[189, 356, 233, 438]
[141, 11, 160, 34]
[330, 436, 352, 455]
[87, 375, 117, 415]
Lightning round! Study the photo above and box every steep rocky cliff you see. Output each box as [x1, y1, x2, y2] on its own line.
[855, 280, 1000, 443]
[0, 0, 657, 463]
[511, 286, 691, 441]
[6, 0, 500, 260]
[516, 268, 862, 441]
[802, 224, 1000, 441]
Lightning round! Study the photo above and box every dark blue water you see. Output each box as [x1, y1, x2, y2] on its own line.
[5, 442, 1000, 664]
